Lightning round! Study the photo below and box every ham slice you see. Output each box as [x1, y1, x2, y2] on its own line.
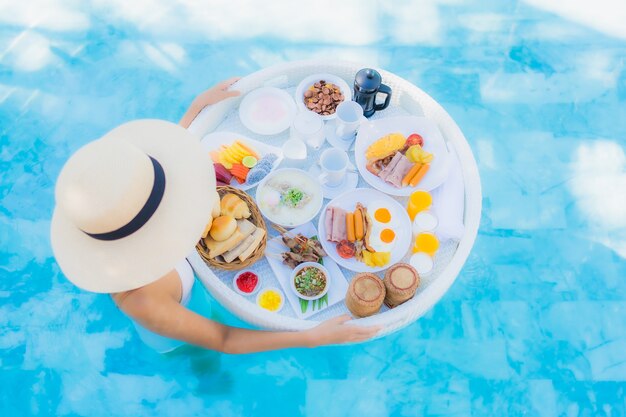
[325, 207, 334, 241]
[385, 154, 414, 188]
[378, 152, 403, 181]
[328, 206, 347, 242]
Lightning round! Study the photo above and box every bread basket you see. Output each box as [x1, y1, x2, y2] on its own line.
[196, 186, 267, 271]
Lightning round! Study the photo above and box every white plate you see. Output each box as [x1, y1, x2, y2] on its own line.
[265, 222, 349, 319]
[317, 188, 412, 273]
[201, 131, 283, 191]
[294, 73, 352, 121]
[355, 116, 451, 195]
[239, 87, 297, 135]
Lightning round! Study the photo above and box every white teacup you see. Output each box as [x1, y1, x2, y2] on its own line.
[319, 148, 355, 187]
[334, 101, 364, 141]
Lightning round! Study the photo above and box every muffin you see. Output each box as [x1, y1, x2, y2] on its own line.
[383, 263, 419, 308]
[345, 273, 386, 318]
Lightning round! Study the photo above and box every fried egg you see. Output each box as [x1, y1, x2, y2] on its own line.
[367, 200, 398, 252]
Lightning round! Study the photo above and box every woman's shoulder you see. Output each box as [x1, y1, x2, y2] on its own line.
[112, 270, 182, 317]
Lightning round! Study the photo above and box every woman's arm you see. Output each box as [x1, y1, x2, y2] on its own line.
[179, 77, 241, 128]
[117, 289, 380, 354]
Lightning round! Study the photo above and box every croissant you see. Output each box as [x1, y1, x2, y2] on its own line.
[220, 193, 251, 219]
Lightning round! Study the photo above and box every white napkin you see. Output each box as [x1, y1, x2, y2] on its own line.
[431, 143, 465, 242]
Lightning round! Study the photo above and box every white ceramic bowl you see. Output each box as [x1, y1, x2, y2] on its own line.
[232, 269, 261, 296]
[294, 73, 352, 121]
[256, 287, 285, 313]
[256, 168, 324, 228]
[290, 262, 331, 301]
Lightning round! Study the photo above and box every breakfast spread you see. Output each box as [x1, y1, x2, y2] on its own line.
[345, 273, 386, 318]
[201, 192, 266, 263]
[365, 132, 433, 189]
[383, 263, 419, 308]
[304, 80, 345, 116]
[196, 70, 465, 324]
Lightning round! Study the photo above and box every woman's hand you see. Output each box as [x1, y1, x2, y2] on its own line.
[192, 77, 241, 108]
[179, 77, 241, 128]
[305, 315, 381, 347]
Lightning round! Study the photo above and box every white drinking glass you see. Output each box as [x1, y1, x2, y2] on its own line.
[290, 111, 325, 150]
[318, 148, 355, 187]
[334, 101, 364, 141]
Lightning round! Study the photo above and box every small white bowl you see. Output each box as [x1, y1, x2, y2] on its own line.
[232, 270, 261, 296]
[290, 262, 331, 301]
[294, 73, 352, 121]
[256, 287, 285, 313]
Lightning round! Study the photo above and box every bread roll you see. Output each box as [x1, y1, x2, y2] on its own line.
[222, 233, 256, 263]
[238, 228, 266, 261]
[221, 193, 251, 219]
[201, 218, 213, 239]
[211, 192, 221, 218]
[209, 215, 237, 241]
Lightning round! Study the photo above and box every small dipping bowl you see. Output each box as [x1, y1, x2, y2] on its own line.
[232, 270, 261, 296]
[256, 287, 285, 313]
[290, 262, 331, 301]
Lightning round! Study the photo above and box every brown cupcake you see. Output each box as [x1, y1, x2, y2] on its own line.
[383, 263, 420, 308]
[345, 273, 386, 318]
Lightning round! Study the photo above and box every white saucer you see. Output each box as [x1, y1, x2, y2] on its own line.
[324, 123, 356, 151]
[308, 165, 359, 199]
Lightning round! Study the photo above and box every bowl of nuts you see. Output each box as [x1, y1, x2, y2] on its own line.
[295, 73, 352, 120]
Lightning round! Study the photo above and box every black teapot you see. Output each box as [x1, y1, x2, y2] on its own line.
[353, 68, 392, 117]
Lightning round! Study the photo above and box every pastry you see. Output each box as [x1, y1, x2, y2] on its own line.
[238, 228, 266, 261]
[236, 219, 256, 237]
[204, 229, 245, 259]
[201, 218, 213, 239]
[209, 215, 237, 242]
[221, 193, 251, 219]
[222, 232, 256, 263]
[211, 191, 221, 218]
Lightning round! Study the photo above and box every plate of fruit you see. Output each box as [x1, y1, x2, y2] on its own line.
[318, 188, 412, 273]
[355, 116, 451, 196]
[202, 131, 283, 190]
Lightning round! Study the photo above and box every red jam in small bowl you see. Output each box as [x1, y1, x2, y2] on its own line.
[236, 271, 259, 294]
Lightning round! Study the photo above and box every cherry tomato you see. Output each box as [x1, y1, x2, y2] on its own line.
[406, 133, 424, 147]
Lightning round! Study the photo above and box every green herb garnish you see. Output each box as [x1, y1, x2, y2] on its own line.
[282, 188, 304, 208]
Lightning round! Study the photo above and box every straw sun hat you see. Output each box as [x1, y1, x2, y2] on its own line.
[51, 119, 217, 293]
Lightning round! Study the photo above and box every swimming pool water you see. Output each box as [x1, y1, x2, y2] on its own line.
[1, 1, 626, 416]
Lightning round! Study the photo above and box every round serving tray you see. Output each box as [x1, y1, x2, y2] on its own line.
[187, 60, 481, 337]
